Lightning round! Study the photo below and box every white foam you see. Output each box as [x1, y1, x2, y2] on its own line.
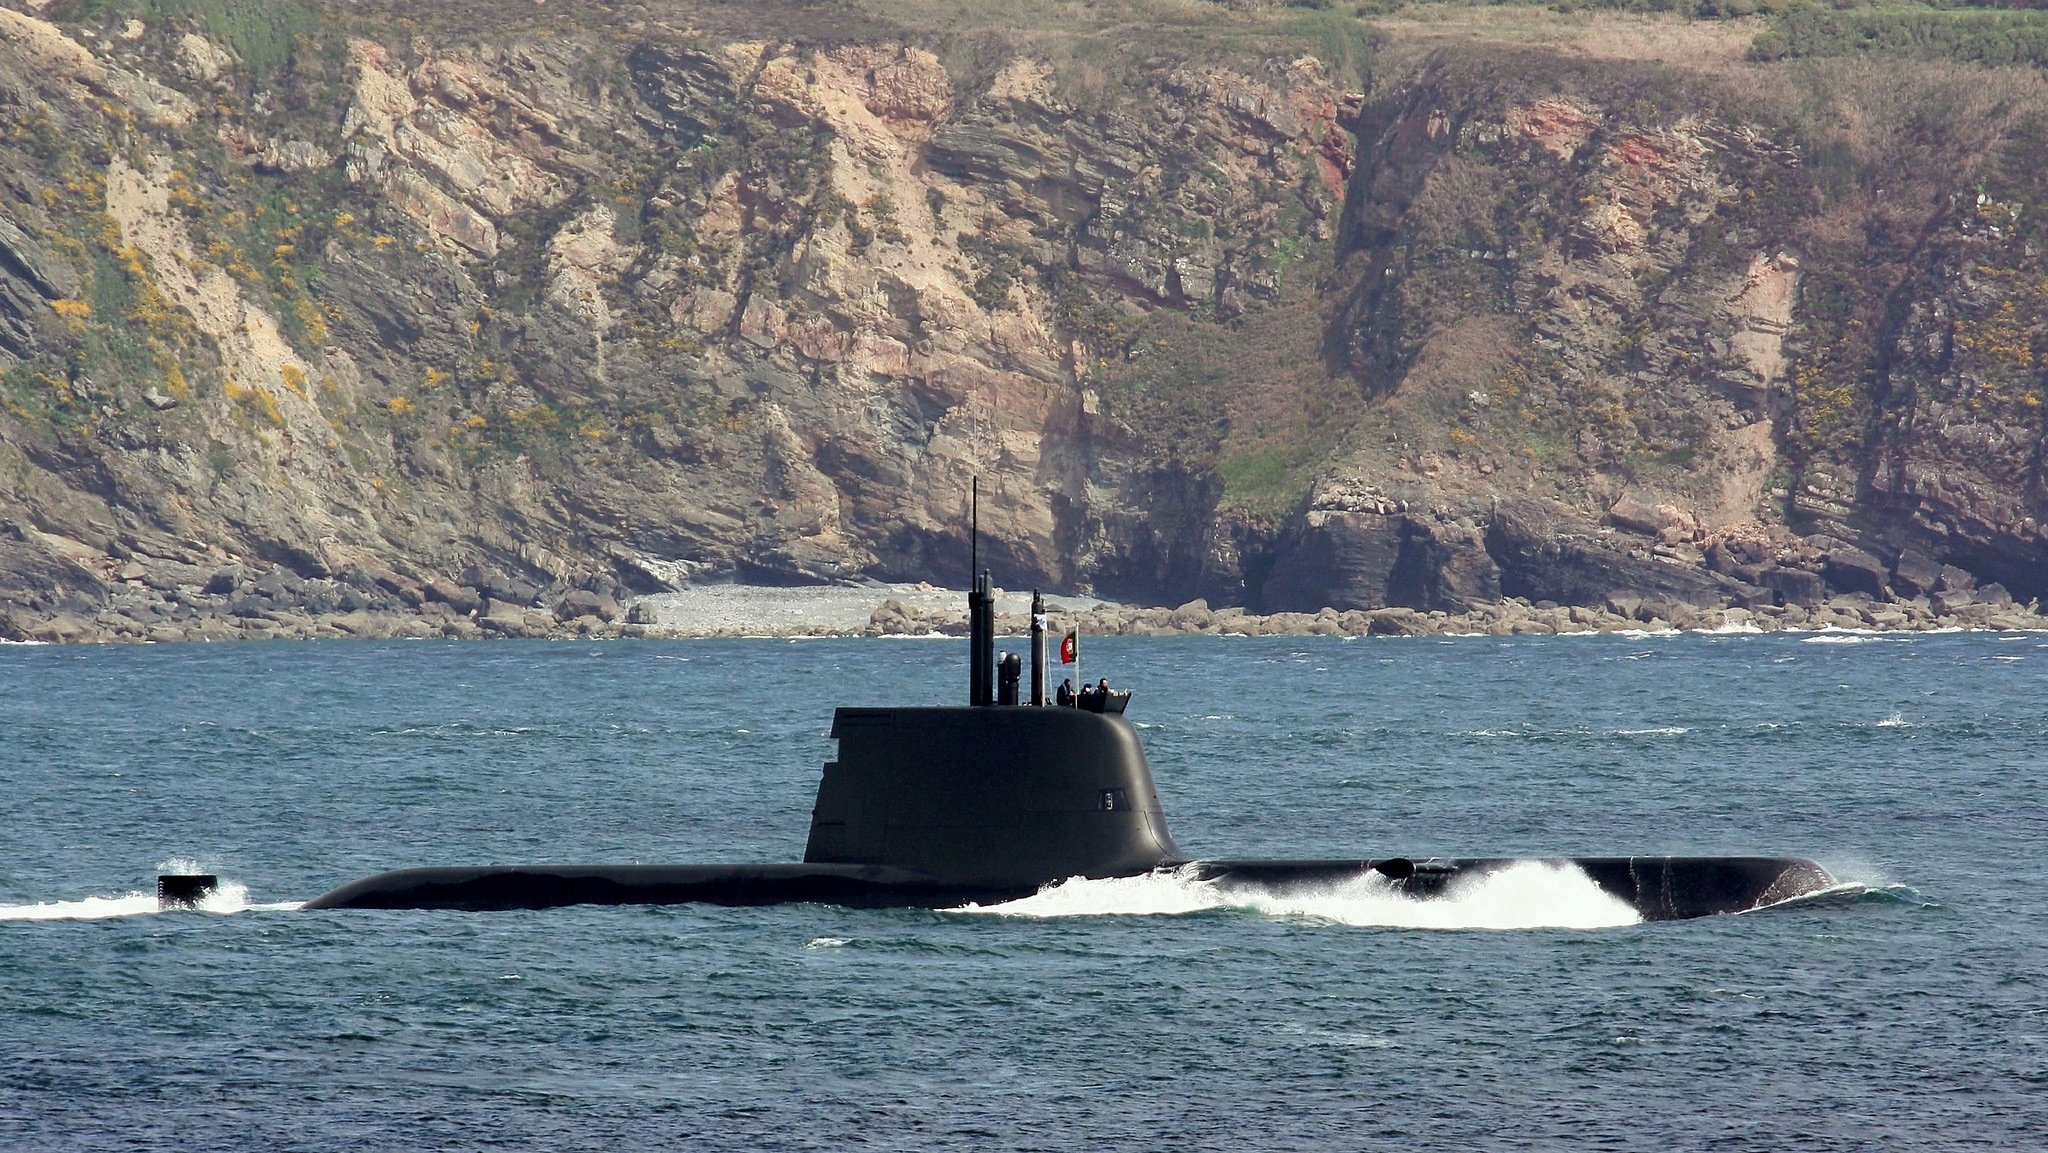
[1875, 712, 1910, 728]
[0, 892, 162, 921]
[0, 871, 296, 922]
[956, 861, 1643, 930]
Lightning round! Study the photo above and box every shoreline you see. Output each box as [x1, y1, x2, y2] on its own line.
[2, 580, 2042, 644]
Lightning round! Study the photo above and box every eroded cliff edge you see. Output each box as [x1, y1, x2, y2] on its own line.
[1, 2, 2044, 641]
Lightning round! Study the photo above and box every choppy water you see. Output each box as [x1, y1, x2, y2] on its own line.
[4, 632, 2045, 1150]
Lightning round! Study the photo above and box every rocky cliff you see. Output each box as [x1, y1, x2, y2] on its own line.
[1, 1, 2044, 641]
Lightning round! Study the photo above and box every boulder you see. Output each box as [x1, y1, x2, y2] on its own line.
[1757, 565, 1824, 606]
[1607, 492, 1698, 540]
[1365, 607, 1433, 636]
[1892, 551, 1942, 597]
[251, 567, 303, 600]
[203, 565, 245, 595]
[28, 613, 98, 643]
[479, 599, 546, 636]
[1820, 544, 1888, 598]
[553, 588, 620, 622]
[425, 576, 484, 615]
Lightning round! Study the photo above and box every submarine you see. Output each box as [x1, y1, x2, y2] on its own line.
[303, 543, 1832, 919]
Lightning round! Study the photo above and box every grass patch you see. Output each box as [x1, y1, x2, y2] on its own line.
[1217, 444, 1315, 515]
[61, 0, 321, 77]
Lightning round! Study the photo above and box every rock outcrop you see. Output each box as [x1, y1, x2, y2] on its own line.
[0, 4, 2042, 640]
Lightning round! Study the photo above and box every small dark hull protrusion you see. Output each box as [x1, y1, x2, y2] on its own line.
[1192, 856, 1832, 920]
[158, 874, 219, 909]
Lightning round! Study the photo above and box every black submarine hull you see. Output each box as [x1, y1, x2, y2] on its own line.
[300, 864, 1001, 911]
[303, 855, 1830, 918]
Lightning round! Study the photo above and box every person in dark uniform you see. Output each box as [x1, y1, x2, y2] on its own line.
[1056, 678, 1075, 706]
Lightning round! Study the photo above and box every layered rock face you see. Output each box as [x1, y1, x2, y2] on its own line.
[1242, 49, 2048, 621]
[0, 3, 2043, 640]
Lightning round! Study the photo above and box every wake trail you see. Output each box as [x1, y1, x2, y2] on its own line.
[1, 862, 301, 921]
[956, 860, 1643, 930]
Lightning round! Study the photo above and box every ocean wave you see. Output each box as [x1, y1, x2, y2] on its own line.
[953, 861, 1642, 930]
[1747, 879, 1923, 914]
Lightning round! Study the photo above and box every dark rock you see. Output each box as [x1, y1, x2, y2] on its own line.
[1821, 545, 1888, 599]
[1757, 566, 1824, 606]
[229, 595, 270, 619]
[1892, 551, 1942, 597]
[462, 562, 539, 607]
[479, 599, 539, 635]
[1977, 581, 2014, 608]
[1704, 540, 1739, 576]
[1402, 519, 1500, 609]
[1730, 583, 1775, 611]
[553, 589, 620, 622]
[1931, 588, 1975, 615]
[28, 613, 98, 643]
[1259, 511, 1498, 613]
[1365, 607, 1432, 636]
[299, 580, 344, 615]
[251, 568, 302, 600]
[1257, 512, 1405, 611]
[204, 565, 245, 595]
[372, 569, 426, 607]
[1936, 565, 1976, 594]
[1487, 499, 1722, 609]
[424, 577, 483, 615]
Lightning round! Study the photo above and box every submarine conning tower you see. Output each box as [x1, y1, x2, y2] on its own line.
[803, 570, 1181, 889]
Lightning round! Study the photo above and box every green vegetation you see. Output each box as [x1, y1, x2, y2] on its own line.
[1755, 5, 2048, 67]
[1216, 444, 1315, 512]
[58, 0, 321, 76]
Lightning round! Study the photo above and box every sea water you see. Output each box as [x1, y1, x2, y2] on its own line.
[2, 633, 2044, 1150]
